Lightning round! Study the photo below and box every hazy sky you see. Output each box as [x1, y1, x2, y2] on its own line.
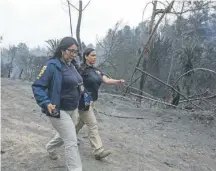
[1, 0, 152, 48]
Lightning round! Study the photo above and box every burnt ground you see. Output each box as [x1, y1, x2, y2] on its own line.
[1, 78, 216, 171]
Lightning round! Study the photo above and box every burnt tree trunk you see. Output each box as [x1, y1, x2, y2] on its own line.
[8, 69, 11, 78]
[67, 0, 73, 37]
[76, 0, 83, 61]
[19, 69, 23, 79]
[137, 0, 174, 104]
[137, 1, 157, 103]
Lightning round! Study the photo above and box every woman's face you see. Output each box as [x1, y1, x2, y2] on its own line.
[62, 44, 78, 62]
[86, 51, 96, 64]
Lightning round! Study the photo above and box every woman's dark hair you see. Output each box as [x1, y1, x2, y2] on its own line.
[53, 37, 79, 58]
[82, 48, 95, 64]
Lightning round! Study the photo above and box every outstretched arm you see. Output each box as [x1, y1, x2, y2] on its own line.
[102, 75, 125, 85]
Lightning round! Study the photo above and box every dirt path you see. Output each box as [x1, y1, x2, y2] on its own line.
[1, 78, 216, 171]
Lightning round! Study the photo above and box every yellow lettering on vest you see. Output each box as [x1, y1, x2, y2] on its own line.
[37, 66, 47, 79]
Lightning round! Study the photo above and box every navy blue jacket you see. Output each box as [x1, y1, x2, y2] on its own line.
[32, 58, 64, 118]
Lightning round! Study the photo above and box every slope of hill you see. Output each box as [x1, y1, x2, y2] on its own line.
[1, 78, 216, 171]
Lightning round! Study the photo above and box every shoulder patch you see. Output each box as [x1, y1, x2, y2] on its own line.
[37, 66, 47, 79]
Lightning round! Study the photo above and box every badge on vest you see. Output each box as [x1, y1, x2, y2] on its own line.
[37, 66, 47, 79]
[79, 84, 85, 92]
[95, 70, 101, 76]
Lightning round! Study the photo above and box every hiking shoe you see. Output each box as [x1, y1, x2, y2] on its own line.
[94, 149, 112, 160]
[48, 152, 59, 160]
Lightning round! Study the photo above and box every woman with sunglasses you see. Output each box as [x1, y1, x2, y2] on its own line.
[76, 48, 125, 160]
[32, 37, 83, 171]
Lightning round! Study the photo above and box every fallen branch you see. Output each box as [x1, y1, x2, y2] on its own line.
[130, 92, 191, 111]
[201, 99, 216, 108]
[187, 90, 209, 99]
[207, 94, 216, 99]
[136, 67, 204, 110]
[123, 85, 159, 100]
[179, 94, 216, 103]
[98, 111, 148, 119]
[181, 95, 216, 110]
[100, 92, 136, 102]
[122, 75, 141, 94]
[174, 68, 216, 86]
[196, 98, 216, 109]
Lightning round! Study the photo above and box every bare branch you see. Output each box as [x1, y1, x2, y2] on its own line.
[180, 1, 185, 16]
[168, 1, 215, 15]
[157, 1, 167, 8]
[60, 0, 70, 13]
[96, 36, 106, 49]
[97, 21, 122, 68]
[68, 1, 79, 11]
[170, 7, 216, 15]
[82, 0, 91, 11]
[67, 0, 73, 37]
[155, 9, 165, 14]
[169, 1, 185, 18]
[148, 0, 158, 34]
[141, 2, 152, 30]
[146, 1, 174, 50]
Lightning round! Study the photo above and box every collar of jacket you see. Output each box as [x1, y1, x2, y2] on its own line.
[59, 57, 73, 66]
[86, 63, 94, 67]
[48, 58, 63, 70]
[84, 63, 95, 69]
